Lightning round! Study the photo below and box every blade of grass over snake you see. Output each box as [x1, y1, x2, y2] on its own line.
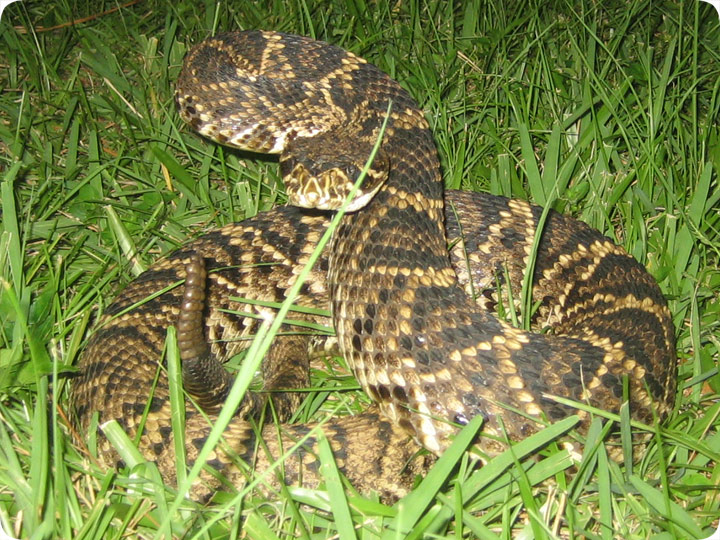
[596, 442, 613, 540]
[159, 102, 394, 531]
[384, 415, 483, 540]
[164, 326, 187, 489]
[422, 416, 579, 535]
[316, 431, 357, 540]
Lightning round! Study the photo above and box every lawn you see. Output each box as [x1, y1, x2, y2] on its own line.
[1, 1, 719, 538]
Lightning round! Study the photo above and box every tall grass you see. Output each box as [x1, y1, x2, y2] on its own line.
[1, 0, 718, 538]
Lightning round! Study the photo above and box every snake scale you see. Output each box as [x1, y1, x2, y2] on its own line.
[72, 31, 676, 500]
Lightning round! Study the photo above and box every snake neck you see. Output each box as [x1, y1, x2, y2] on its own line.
[329, 123, 453, 294]
[327, 117, 490, 452]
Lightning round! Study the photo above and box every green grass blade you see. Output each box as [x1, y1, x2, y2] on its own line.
[384, 415, 483, 540]
[317, 431, 357, 540]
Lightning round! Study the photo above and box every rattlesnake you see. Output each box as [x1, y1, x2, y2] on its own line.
[72, 31, 676, 500]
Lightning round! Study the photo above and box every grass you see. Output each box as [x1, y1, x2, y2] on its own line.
[1, 0, 719, 538]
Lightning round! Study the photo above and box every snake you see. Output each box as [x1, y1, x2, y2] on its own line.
[71, 30, 677, 500]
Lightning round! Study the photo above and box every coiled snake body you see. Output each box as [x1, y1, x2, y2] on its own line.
[72, 31, 676, 499]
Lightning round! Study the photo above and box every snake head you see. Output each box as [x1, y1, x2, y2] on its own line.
[280, 132, 389, 212]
